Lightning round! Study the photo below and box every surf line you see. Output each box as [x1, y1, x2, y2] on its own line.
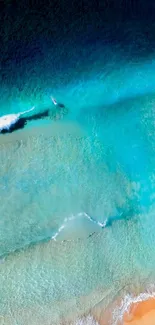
[0, 212, 124, 261]
[51, 212, 113, 241]
[51, 211, 125, 241]
[112, 290, 155, 325]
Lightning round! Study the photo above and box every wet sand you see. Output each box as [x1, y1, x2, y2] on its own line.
[91, 297, 155, 325]
[123, 298, 155, 325]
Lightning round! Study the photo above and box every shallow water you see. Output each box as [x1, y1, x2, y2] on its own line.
[1, 81, 155, 255]
[1, 216, 155, 325]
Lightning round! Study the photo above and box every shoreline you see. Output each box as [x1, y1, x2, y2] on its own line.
[90, 287, 155, 325]
[1, 224, 155, 325]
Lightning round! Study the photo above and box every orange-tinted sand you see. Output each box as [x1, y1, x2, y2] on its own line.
[123, 298, 155, 325]
[91, 297, 155, 325]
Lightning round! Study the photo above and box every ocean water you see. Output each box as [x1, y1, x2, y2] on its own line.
[1, 6, 155, 324]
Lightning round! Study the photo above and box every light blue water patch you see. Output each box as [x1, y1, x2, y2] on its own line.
[0, 124, 135, 257]
[79, 93, 155, 210]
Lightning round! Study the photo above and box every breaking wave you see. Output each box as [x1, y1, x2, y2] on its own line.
[112, 287, 155, 325]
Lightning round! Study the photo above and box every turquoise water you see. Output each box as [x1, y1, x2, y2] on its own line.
[1, 53, 155, 324]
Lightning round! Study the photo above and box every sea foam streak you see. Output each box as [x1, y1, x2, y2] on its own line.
[51, 212, 108, 241]
[51, 211, 125, 241]
[112, 288, 155, 325]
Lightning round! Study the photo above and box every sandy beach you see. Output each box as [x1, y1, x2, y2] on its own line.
[123, 298, 155, 325]
[91, 297, 155, 325]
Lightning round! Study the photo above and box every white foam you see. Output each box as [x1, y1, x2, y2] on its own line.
[0, 106, 35, 132]
[51, 212, 107, 241]
[112, 287, 155, 325]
